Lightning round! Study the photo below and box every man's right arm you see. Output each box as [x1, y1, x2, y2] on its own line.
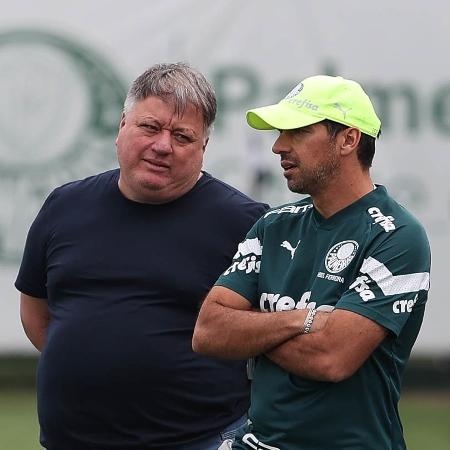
[193, 286, 387, 382]
[192, 285, 313, 359]
[20, 293, 50, 352]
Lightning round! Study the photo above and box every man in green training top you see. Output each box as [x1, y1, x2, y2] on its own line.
[192, 75, 431, 450]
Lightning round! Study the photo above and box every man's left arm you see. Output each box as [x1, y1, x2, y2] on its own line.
[267, 219, 431, 382]
[266, 309, 388, 382]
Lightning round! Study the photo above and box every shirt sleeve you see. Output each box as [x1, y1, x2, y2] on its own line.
[14, 190, 58, 299]
[336, 220, 431, 336]
[215, 218, 265, 307]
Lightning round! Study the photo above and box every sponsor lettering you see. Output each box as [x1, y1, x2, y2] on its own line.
[223, 255, 260, 276]
[264, 204, 312, 218]
[317, 271, 345, 283]
[224, 237, 263, 276]
[349, 275, 376, 301]
[393, 295, 418, 313]
[326, 273, 344, 283]
[285, 97, 319, 111]
[368, 207, 396, 232]
[259, 291, 334, 312]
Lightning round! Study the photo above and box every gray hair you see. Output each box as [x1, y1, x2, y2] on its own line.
[123, 62, 217, 135]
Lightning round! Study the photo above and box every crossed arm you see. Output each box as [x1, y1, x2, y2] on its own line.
[192, 286, 388, 382]
[20, 293, 50, 352]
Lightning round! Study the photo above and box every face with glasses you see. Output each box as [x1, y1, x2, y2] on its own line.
[116, 95, 208, 204]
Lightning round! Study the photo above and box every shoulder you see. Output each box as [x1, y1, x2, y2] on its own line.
[261, 197, 313, 225]
[363, 186, 430, 270]
[366, 186, 429, 244]
[200, 172, 269, 217]
[49, 169, 118, 203]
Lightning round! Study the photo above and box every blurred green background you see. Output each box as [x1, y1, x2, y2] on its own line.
[1, 356, 449, 450]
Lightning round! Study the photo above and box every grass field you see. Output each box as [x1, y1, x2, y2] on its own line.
[0, 388, 449, 449]
[0, 388, 39, 450]
[400, 392, 450, 450]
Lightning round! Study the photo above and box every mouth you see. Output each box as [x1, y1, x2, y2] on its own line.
[142, 158, 170, 171]
[280, 160, 297, 177]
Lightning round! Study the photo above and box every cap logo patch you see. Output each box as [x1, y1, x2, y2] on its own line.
[285, 82, 304, 99]
[334, 102, 352, 118]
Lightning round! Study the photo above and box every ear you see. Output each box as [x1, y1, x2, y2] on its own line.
[339, 127, 361, 156]
[115, 113, 126, 146]
[118, 112, 126, 130]
[202, 137, 209, 152]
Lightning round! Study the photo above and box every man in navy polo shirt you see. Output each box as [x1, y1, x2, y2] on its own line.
[16, 62, 268, 450]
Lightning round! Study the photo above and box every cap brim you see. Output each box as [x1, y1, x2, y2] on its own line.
[246, 103, 323, 130]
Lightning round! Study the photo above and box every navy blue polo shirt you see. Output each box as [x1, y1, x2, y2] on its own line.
[15, 169, 269, 449]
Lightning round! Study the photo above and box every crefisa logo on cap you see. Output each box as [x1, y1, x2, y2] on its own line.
[285, 82, 304, 99]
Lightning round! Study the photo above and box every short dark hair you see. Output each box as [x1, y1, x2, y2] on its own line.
[321, 119, 378, 169]
[124, 62, 217, 136]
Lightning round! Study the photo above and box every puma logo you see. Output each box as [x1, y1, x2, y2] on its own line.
[334, 102, 352, 118]
[280, 240, 300, 259]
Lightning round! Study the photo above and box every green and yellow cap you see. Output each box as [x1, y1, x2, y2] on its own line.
[246, 75, 381, 138]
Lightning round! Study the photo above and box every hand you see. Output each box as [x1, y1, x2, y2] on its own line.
[309, 311, 331, 333]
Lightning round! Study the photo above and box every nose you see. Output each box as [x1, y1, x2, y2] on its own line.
[272, 130, 290, 155]
[152, 129, 173, 154]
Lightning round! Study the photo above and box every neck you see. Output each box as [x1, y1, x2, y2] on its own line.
[118, 171, 204, 205]
[312, 172, 374, 219]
